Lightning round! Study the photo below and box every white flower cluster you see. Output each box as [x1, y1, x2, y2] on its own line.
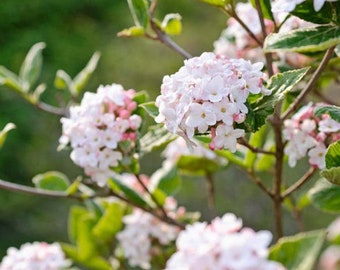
[214, 2, 315, 68]
[283, 103, 340, 169]
[165, 213, 285, 270]
[272, 0, 337, 12]
[155, 52, 269, 152]
[117, 198, 184, 269]
[60, 84, 142, 186]
[0, 242, 70, 270]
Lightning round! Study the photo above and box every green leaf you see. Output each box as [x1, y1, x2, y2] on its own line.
[151, 165, 181, 195]
[325, 141, 340, 169]
[314, 105, 340, 122]
[117, 26, 145, 37]
[77, 214, 98, 261]
[264, 26, 340, 53]
[321, 166, 340, 185]
[161, 13, 182, 35]
[139, 101, 159, 118]
[198, 0, 226, 7]
[68, 206, 92, 243]
[127, 0, 149, 28]
[0, 66, 22, 93]
[308, 178, 340, 213]
[269, 230, 326, 270]
[132, 90, 148, 105]
[54, 70, 72, 90]
[92, 202, 123, 242]
[32, 171, 70, 191]
[66, 177, 82, 196]
[61, 243, 111, 270]
[19, 42, 46, 92]
[291, 0, 334, 24]
[250, 0, 274, 21]
[108, 177, 149, 208]
[0, 123, 15, 149]
[245, 68, 309, 131]
[72, 52, 101, 96]
[177, 155, 221, 176]
[244, 126, 266, 169]
[139, 124, 177, 154]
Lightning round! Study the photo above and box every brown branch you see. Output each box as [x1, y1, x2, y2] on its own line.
[205, 173, 217, 218]
[246, 170, 274, 198]
[239, 137, 275, 155]
[254, 0, 274, 77]
[282, 46, 336, 121]
[282, 167, 317, 198]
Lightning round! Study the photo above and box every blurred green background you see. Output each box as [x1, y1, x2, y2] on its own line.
[0, 0, 335, 259]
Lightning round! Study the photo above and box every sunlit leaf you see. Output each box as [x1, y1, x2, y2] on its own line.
[308, 178, 340, 213]
[269, 230, 326, 270]
[0, 66, 22, 93]
[162, 13, 182, 35]
[19, 42, 46, 92]
[264, 26, 340, 53]
[321, 166, 340, 185]
[139, 101, 159, 118]
[0, 123, 15, 149]
[325, 141, 340, 169]
[127, 0, 149, 28]
[150, 165, 181, 195]
[32, 171, 70, 191]
[198, 0, 226, 7]
[118, 26, 145, 37]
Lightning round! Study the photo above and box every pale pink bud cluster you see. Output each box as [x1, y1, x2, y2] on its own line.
[318, 246, 340, 270]
[214, 2, 314, 68]
[272, 0, 337, 12]
[283, 103, 340, 169]
[0, 242, 70, 270]
[155, 52, 270, 152]
[59, 84, 142, 186]
[214, 2, 273, 63]
[117, 197, 185, 269]
[165, 213, 285, 270]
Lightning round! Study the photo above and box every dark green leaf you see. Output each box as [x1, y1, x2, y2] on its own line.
[314, 105, 340, 122]
[32, 171, 70, 191]
[151, 165, 181, 195]
[19, 42, 46, 92]
[326, 141, 340, 169]
[139, 101, 159, 118]
[264, 26, 340, 53]
[139, 124, 177, 154]
[108, 177, 149, 208]
[250, 0, 274, 21]
[269, 230, 326, 270]
[308, 178, 340, 213]
[321, 166, 340, 185]
[291, 0, 334, 24]
[127, 0, 149, 28]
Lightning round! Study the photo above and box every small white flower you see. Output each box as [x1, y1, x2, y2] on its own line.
[213, 124, 245, 152]
[319, 116, 340, 133]
[308, 143, 326, 169]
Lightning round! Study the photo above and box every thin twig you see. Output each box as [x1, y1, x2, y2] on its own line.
[239, 137, 275, 155]
[0, 178, 86, 201]
[134, 174, 170, 220]
[282, 167, 317, 198]
[254, 0, 274, 77]
[246, 170, 274, 198]
[205, 173, 217, 218]
[149, 20, 192, 59]
[35, 101, 67, 116]
[282, 46, 336, 121]
[221, 7, 262, 47]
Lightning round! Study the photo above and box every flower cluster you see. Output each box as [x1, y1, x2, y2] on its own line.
[117, 197, 184, 269]
[60, 84, 142, 186]
[165, 213, 285, 270]
[283, 103, 340, 169]
[0, 242, 70, 270]
[214, 2, 314, 68]
[155, 52, 269, 152]
[272, 0, 337, 12]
